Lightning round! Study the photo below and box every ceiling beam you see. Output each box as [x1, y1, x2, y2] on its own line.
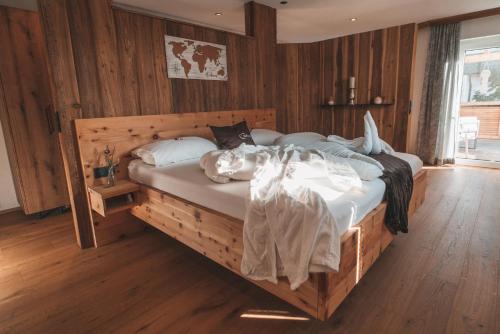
[418, 7, 500, 28]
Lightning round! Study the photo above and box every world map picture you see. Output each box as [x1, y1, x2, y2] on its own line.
[164, 35, 228, 81]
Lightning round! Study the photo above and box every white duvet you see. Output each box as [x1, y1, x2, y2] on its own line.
[201, 144, 362, 289]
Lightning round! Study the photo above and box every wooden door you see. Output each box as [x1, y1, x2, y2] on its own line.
[0, 6, 68, 214]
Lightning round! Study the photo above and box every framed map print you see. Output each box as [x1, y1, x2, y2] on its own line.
[164, 35, 228, 81]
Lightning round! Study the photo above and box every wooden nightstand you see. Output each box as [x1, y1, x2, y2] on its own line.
[88, 180, 140, 217]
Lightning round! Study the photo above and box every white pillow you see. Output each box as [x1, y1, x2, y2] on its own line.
[273, 132, 326, 147]
[251, 128, 283, 146]
[132, 136, 217, 167]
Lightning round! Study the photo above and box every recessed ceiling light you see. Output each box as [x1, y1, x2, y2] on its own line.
[280, 1, 288, 4]
[349, 17, 358, 22]
[214, 12, 223, 16]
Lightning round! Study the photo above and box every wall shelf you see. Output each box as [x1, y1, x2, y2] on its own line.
[320, 102, 394, 109]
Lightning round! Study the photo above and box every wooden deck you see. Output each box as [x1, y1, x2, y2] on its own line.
[457, 138, 500, 162]
[0, 166, 499, 333]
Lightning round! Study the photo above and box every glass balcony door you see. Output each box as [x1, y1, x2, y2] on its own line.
[455, 35, 500, 168]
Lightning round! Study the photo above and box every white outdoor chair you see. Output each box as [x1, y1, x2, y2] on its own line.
[458, 117, 480, 155]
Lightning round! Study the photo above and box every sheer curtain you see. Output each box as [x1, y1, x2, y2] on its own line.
[417, 23, 461, 165]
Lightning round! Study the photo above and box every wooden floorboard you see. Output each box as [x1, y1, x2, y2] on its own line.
[0, 166, 498, 333]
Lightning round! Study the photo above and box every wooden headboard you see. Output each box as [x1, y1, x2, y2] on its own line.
[75, 108, 276, 188]
[74, 108, 275, 246]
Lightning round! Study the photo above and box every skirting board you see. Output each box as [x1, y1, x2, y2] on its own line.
[0, 206, 22, 215]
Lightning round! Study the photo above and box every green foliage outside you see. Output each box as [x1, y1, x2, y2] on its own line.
[471, 61, 500, 102]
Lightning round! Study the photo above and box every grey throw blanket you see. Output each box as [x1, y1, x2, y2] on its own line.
[370, 153, 413, 234]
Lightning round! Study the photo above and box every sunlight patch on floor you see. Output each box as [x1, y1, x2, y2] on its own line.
[240, 309, 310, 321]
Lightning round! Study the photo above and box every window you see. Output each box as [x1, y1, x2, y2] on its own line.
[461, 47, 500, 104]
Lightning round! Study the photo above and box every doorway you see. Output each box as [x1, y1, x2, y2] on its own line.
[455, 35, 500, 168]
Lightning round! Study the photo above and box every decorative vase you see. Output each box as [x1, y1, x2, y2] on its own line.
[373, 96, 383, 104]
[107, 165, 116, 187]
[328, 96, 335, 105]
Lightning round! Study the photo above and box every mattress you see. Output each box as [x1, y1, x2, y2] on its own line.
[129, 153, 422, 235]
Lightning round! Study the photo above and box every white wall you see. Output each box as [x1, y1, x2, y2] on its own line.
[0, 119, 19, 211]
[461, 15, 500, 40]
[408, 14, 500, 153]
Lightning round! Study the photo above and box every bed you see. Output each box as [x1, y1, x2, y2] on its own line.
[75, 108, 427, 320]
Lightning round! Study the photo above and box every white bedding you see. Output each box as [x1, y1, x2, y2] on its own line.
[129, 158, 387, 236]
[129, 149, 422, 289]
[393, 152, 423, 176]
[128, 151, 422, 235]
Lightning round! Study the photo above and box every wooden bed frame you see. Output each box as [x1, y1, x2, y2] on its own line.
[74, 108, 427, 321]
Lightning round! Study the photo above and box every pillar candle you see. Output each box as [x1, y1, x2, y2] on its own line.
[349, 76, 355, 89]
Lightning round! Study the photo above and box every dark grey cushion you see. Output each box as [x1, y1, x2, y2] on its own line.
[210, 121, 255, 149]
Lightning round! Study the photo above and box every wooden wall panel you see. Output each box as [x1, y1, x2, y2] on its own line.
[298, 43, 321, 132]
[319, 41, 333, 136]
[226, 34, 258, 110]
[67, 0, 124, 118]
[151, 18, 173, 115]
[135, 14, 159, 115]
[65, 0, 102, 118]
[114, 10, 174, 116]
[114, 10, 140, 116]
[393, 24, 417, 150]
[277, 24, 417, 151]
[276, 44, 299, 132]
[0, 6, 68, 214]
[39, 0, 94, 248]
[380, 26, 400, 145]
[245, 2, 276, 109]
[371, 29, 384, 99]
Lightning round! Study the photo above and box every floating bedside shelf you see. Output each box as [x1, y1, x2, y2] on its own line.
[320, 102, 394, 108]
[88, 180, 140, 217]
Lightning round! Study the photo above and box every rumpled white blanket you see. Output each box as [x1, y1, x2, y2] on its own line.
[327, 135, 395, 155]
[202, 144, 361, 289]
[200, 144, 362, 288]
[200, 145, 265, 183]
[302, 141, 384, 170]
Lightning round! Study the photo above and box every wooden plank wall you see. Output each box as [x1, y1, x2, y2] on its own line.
[245, 1, 277, 109]
[38, 0, 277, 248]
[0, 6, 68, 214]
[64, 3, 275, 119]
[39, 0, 94, 248]
[460, 105, 500, 139]
[277, 24, 417, 152]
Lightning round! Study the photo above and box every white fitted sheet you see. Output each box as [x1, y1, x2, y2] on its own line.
[128, 153, 422, 235]
[131, 160, 376, 235]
